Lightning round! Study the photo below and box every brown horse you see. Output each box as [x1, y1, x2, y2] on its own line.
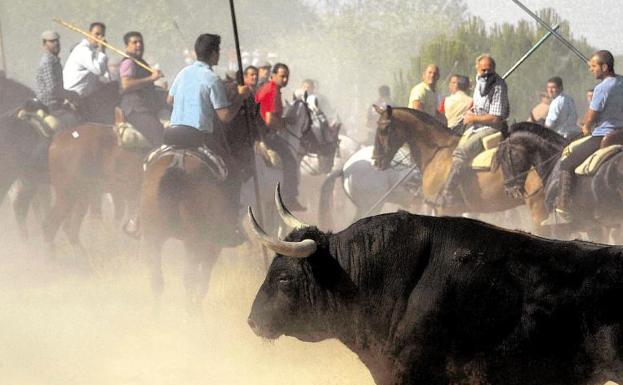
[372, 106, 549, 234]
[42, 118, 147, 257]
[138, 147, 243, 314]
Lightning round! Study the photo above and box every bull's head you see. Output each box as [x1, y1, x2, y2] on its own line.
[247, 186, 357, 342]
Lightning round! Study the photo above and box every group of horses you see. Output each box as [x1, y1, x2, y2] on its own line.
[0, 74, 357, 312]
[7, 70, 620, 312]
[371, 105, 623, 243]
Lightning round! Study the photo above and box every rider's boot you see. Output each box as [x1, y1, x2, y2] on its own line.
[541, 170, 574, 226]
[439, 161, 466, 209]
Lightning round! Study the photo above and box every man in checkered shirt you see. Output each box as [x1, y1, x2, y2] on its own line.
[35, 30, 80, 129]
[439, 54, 509, 208]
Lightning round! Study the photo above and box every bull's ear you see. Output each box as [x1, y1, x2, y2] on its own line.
[372, 104, 384, 115]
[386, 105, 393, 119]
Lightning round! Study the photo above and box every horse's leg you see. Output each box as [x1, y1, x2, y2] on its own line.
[184, 237, 221, 316]
[42, 189, 76, 258]
[142, 236, 165, 316]
[62, 195, 89, 262]
[12, 180, 37, 241]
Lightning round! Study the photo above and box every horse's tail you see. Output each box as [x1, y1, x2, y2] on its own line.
[158, 166, 187, 225]
[318, 168, 343, 230]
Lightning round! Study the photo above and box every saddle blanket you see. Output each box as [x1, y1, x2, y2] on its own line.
[144, 144, 228, 182]
[575, 144, 623, 176]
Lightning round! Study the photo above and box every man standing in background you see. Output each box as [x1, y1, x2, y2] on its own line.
[544, 76, 579, 139]
[408, 64, 443, 122]
[440, 74, 472, 133]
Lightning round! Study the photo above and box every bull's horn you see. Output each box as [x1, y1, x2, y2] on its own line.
[275, 184, 309, 229]
[248, 206, 317, 259]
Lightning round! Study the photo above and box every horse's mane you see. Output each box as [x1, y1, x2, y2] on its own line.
[509, 121, 568, 146]
[394, 107, 459, 136]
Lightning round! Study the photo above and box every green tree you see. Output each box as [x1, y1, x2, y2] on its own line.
[396, 9, 596, 123]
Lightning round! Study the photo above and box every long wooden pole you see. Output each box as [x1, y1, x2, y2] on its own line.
[511, 0, 589, 63]
[0, 15, 7, 74]
[53, 18, 157, 74]
[502, 23, 560, 79]
[228, 0, 269, 267]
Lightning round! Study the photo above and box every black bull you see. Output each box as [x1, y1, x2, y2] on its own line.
[248, 209, 623, 385]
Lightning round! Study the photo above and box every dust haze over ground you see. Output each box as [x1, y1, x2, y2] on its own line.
[0, 194, 375, 385]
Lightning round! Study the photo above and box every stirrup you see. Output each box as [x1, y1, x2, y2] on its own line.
[540, 208, 573, 226]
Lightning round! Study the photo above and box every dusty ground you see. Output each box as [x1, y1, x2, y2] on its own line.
[0, 200, 373, 385]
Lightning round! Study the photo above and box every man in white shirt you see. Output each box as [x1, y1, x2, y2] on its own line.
[63, 22, 116, 123]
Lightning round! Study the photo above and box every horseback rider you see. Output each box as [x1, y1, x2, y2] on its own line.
[439, 54, 510, 208]
[542, 50, 623, 225]
[118, 31, 165, 147]
[255, 63, 307, 211]
[164, 33, 250, 242]
[408, 64, 444, 123]
[544, 76, 579, 139]
[63, 22, 117, 123]
[35, 30, 80, 130]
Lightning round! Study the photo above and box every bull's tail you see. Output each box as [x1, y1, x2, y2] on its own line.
[158, 166, 187, 226]
[318, 168, 343, 230]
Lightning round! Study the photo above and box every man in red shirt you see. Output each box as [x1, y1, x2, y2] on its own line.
[255, 63, 306, 211]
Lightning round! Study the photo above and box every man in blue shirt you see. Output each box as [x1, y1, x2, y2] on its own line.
[544, 76, 579, 139]
[543, 50, 623, 225]
[161, 34, 249, 243]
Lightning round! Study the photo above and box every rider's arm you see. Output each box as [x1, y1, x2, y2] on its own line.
[119, 60, 162, 94]
[76, 44, 108, 76]
[411, 100, 423, 110]
[121, 71, 162, 94]
[215, 84, 249, 124]
[264, 111, 284, 130]
[582, 109, 599, 136]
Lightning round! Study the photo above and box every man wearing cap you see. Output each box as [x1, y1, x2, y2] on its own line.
[35, 30, 80, 129]
[118, 31, 164, 146]
[257, 61, 271, 89]
[63, 22, 117, 124]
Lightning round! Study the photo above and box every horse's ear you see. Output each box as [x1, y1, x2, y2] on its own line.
[386, 105, 393, 118]
[373, 104, 384, 115]
[114, 107, 126, 125]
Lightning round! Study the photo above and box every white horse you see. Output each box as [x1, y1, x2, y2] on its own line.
[240, 98, 339, 232]
[318, 145, 422, 231]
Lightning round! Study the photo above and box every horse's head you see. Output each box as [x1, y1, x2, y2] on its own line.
[372, 105, 407, 170]
[288, 98, 341, 174]
[495, 123, 566, 199]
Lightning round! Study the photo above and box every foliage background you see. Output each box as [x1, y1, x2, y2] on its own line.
[0, 1, 602, 137]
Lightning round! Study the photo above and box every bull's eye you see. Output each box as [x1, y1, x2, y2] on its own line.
[278, 276, 292, 284]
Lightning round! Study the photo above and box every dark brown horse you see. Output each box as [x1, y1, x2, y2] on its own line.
[496, 123, 623, 242]
[42, 118, 147, 257]
[372, 106, 550, 234]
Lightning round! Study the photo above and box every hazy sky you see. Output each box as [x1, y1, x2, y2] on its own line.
[465, 0, 622, 54]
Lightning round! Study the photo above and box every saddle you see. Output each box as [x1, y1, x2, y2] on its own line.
[144, 144, 228, 182]
[456, 129, 503, 171]
[561, 133, 623, 176]
[114, 107, 152, 149]
[16, 100, 60, 138]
